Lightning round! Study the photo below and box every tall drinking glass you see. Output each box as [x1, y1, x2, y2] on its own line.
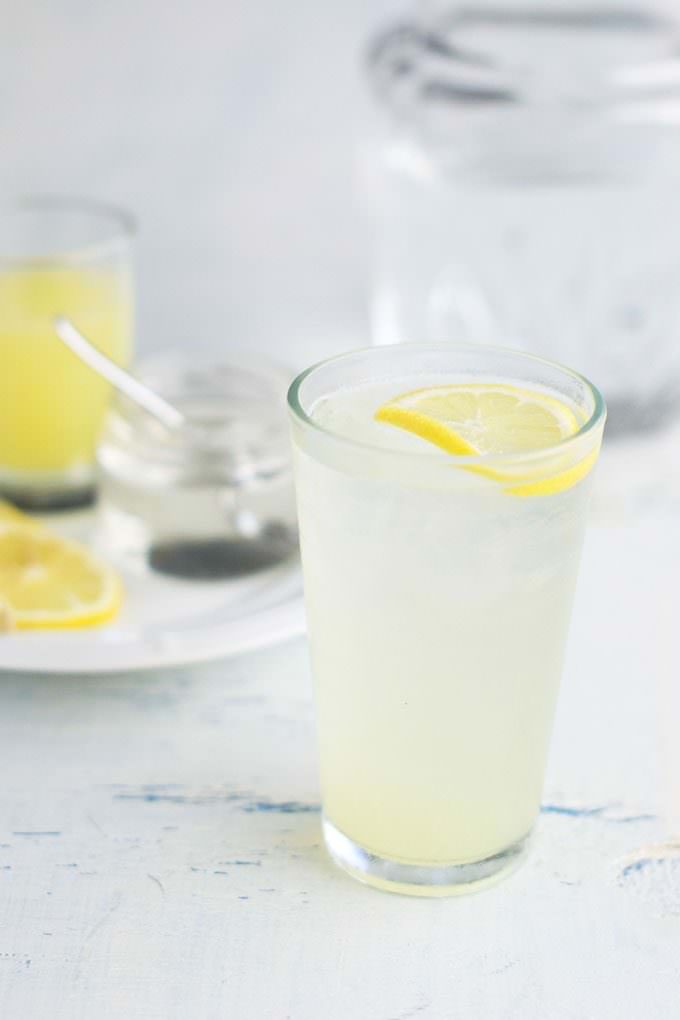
[0, 197, 135, 509]
[289, 344, 605, 895]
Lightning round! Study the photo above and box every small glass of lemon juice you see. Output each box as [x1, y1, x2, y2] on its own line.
[0, 198, 135, 509]
[289, 344, 605, 895]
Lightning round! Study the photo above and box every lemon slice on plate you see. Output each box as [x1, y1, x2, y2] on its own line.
[375, 383, 597, 496]
[0, 502, 122, 630]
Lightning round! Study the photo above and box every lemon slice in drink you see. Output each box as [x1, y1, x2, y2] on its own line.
[0, 505, 122, 629]
[375, 383, 596, 496]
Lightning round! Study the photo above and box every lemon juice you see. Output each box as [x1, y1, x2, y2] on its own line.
[289, 344, 605, 895]
[0, 267, 132, 474]
[0, 199, 134, 507]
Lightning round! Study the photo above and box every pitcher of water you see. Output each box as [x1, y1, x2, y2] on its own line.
[364, 4, 680, 432]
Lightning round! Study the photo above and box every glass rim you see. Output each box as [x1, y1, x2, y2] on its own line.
[287, 342, 607, 466]
[365, 10, 680, 123]
[0, 195, 136, 265]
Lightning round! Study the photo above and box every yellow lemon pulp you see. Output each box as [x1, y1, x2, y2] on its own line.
[0, 502, 122, 629]
[375, 383, 597, 496]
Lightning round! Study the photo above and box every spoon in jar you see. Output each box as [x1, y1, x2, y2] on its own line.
[52, 316, 298, 575]
[53, 316, 187, 432]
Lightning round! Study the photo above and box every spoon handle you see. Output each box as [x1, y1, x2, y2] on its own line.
[53, 316, 186, 431]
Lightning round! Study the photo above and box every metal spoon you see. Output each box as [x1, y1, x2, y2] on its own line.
[53, 316, 187, 432]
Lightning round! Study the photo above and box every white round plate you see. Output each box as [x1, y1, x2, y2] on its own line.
[0, 512, 306, 674]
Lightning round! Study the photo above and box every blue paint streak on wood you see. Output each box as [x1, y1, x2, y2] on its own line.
[541, 804, 608, 818]
[541, 804, 655, 823]
[114, 791, 242, 804]
[112, 788, 320, 813]
[218, 860, 262, 867]
[619, 854, 680, 881]
[12, 831, 62, 837]
[620, 859, 652, 878]
[612, 814, 657, 823]
[107, 783, 180, 790]
[240, 801, 320, 814]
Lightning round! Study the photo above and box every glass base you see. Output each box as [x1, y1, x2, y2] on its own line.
[323, 817, 531, 897]
[0, 466, 96, 512]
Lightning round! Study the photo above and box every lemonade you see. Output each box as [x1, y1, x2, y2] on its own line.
[289, 344, 605, 895]
[0, 199, 134, 507]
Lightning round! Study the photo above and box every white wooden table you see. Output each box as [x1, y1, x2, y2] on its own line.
[1, 432, 679, 1019]
[3, 0, 679, 1011]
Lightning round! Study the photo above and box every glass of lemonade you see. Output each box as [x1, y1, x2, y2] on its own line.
[289, 343, 605, 895]
[0, 197, 135, 509]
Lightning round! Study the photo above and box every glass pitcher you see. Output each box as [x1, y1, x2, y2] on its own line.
[363, 3, 680, 432]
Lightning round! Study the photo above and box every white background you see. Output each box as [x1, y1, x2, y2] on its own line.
[1, 0, 403, 366]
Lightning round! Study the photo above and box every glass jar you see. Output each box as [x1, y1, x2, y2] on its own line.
[364, 4, 680, 432]
[96, 352, 298, 579]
